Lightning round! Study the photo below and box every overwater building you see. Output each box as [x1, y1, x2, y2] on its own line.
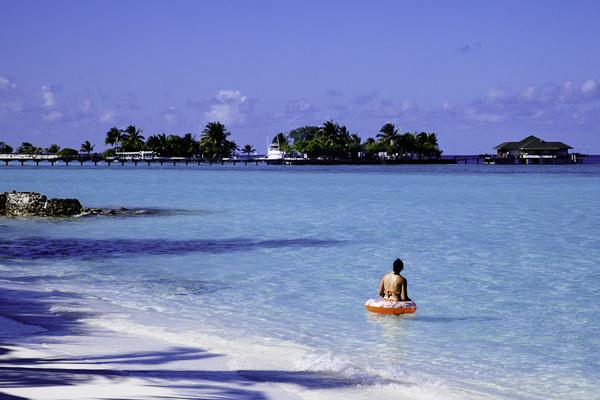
[494, 135, 580, 164]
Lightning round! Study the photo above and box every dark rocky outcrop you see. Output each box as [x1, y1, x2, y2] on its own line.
[0, 191, 83, 217]
[80, 207, 158, 217]
[0, 192, 6, 215]
[0, 191, 161, 218]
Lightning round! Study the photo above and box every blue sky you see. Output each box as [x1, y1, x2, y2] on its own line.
[1, 0, 599, 153]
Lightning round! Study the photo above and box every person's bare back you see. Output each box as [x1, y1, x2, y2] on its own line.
[378, 259, 411, 302]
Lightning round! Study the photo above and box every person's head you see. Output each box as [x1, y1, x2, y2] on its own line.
[393, 258, 404, 274]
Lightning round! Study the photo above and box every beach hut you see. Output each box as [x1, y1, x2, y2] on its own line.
[494, 135, 574, 164]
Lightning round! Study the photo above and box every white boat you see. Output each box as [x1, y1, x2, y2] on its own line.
[265, 143, 285, 160]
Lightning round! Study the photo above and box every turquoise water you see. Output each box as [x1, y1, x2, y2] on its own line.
[1, 164, 599, 399]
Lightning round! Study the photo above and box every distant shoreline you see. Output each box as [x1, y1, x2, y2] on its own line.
[2, 154, 599, 166]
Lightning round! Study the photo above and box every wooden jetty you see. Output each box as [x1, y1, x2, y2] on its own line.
[0, 155, 272, 167]
[0, 155, 461, 167]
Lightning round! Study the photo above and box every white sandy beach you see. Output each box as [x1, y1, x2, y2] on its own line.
[1, 280, 418, 400]
[0, 281, 310, 400]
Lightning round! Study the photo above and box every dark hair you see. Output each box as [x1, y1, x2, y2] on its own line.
[393, 258, 404, 274]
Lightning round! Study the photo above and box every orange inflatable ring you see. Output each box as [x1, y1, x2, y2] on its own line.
[365, 299, 417, 314]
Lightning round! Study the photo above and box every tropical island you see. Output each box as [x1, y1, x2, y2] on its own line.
[0, 120, 446, 165]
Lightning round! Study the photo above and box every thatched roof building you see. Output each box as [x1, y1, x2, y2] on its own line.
[495, 135, 572, 159]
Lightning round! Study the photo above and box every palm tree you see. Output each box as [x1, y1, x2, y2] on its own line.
[105, 127, 122, 149]
[414, 132, 441, 159]
[0, 142, 13, 154]
[271, 132, 290, 149]
[318, 121, 342, 159]
[17, 142, 41, 154]
[199, 121, 236, 160]
[228, 141, 239, 158]
[319, 121, 339, 142]
[47, 144, 60, 154]
[80, 140, 95, 155]
[242, 144, 256, 158]
[398, 133, 416, 159]
[288, 126, 319, 143]
[362, 137, 382, 158]
[377, 123, 399, 158]
[181, 133, 199, 158]
[336, 125, 355, 159]
[148, 133, 172, 157]
[146, 134, 161, 155]
[346, 133, 362, 159]
[121, 125, 145, 151]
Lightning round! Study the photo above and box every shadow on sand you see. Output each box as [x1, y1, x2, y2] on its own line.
[0, 285, 379, 400]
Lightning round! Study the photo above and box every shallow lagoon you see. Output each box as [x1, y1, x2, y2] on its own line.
[1, 164, 599, 399]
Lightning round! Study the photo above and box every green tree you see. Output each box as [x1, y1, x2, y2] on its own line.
[105, 127, 122, 149]
[398, 133, 416, 159]
[346, 133, 362, 159]
[242, 144, 256, 158]
[289, 126, 319, 142]
[46, 144, 60, 154]
[199, 121, 237, 160]
[17, 142, 41, 154]
[103, 148, 116, 158]
[376, 123, 400, 158]
[415, 132, 442, 159]
[80, 140, 95, 155]
[0, 142, 13, 154]
[146, 133, 199, 158]
[57, 148, 79, 157]
[146, 133, 169, 157]
[289, 126, 319, 157]
[180, 133, 200, 158]
[426, 133, 442, 159]
[287, 122, 358, 159]
[271, 132, 290, 151]
[121, 125, 145, 151]
[317, 120, 343, 159]
[362, 137, 383, 158]
[336, 125, 360, 159]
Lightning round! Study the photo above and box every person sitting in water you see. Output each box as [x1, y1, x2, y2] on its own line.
[379, 258, 411, 302]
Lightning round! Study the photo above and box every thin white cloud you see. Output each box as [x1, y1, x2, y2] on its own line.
[0, 76, 16, 90]
[82, 99, 92, 113]
[352, 91, 378, 105]
[163, 106, 178, 124]
[427, 78, 600, 129]
[486, 87, 509, 101]
[274, 98, 320, 124]
[520, 86, 535, 99]
[44, 110, 63, 121]
[362, 98, 421, 121]
[41, 85, 55, 107]
[0, 77, 21, 112]
[400, 100, 415, 112]
[463, 106, 504, 123]
[99, 110, 115, 122]
[580, 79, 598, 94]
[204, 89, 254, 125]
[286, 98, 318, 114]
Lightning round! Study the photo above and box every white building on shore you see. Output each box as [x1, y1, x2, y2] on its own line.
[0, 154, 59, 160]
[115, 151, 155, 160]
